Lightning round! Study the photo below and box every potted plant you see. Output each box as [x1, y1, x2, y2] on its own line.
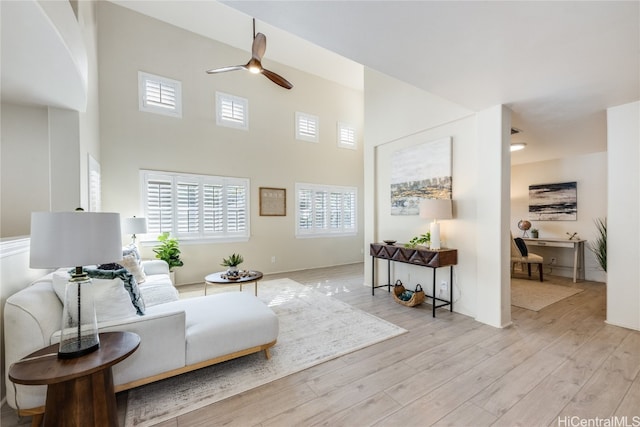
[153, 232, 184, 272]
[531, 228, 539, 238]
[405, 232, 430, 248]
[589, 217, 607, 272]
[221, 253, 244, 277]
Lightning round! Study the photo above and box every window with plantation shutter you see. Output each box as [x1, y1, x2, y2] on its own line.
[141, 170, 250, 243]
[138, 72, 182, 118]
[216, 92, 248, 130]
[295, 183, 357, 237]
[88, 155, 101, 212]
[145, 176, 173, 234]
[295, 112, 319, 143]
[337, 122, 357, 150]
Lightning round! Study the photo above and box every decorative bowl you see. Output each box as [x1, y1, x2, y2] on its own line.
[383, 240, 397, 245]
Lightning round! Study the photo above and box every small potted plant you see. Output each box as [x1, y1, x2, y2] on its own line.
[405, 232, 430, 248]
[221, 253, 244, 278]
[153, 232, 184, 272]
[530, 228, 539, 238]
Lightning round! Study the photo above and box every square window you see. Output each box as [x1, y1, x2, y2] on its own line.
[138, 71, 182, 118]
[295, 112, 319, 143]
[337, 122, 357, 149]
[216, 92, 248, 130]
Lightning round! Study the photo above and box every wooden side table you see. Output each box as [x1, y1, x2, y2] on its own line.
[9, 331, 140, 427]
[204, 271, 263, 296]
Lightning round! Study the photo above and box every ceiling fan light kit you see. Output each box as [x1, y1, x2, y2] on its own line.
[206, 19, 293, 89]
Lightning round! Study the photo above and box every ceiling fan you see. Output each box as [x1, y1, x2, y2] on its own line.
[206, 19, 293, 90]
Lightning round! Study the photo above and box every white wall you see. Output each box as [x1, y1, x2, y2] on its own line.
[97, 3, 364, 285]
[364, 69, 512, 327]
[511, 152, 608, 282]
[0, 0, 101, 400]
[607, 101, 640, 331]
[0, 104, 51, 236]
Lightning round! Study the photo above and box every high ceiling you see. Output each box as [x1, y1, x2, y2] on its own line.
[114, 1, 639, 164]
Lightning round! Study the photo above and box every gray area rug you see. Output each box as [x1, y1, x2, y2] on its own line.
[511, 278, 584, 311]
[125, 278, 407, 426]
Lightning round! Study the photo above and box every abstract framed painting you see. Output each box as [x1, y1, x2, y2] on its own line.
[390, 137, 452, 215]
[529, 181, 577, 221]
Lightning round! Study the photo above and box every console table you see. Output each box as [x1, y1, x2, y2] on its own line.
[523, 238, 585, 283]
[370, 243, 458, 317]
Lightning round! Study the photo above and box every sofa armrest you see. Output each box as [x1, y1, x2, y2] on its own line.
[141, 259, 170, 276]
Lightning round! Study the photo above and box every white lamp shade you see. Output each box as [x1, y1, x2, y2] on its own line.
[30, 212, 122, 268]
[122, 217, 148, 235]
[419, 198, 453, 220]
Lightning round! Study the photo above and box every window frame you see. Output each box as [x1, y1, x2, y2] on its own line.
[337, 122, 357, 150]
[216, 92, 249, 130]
[295, 182, 357, 238]
[140, 170, 250, 244]
[295, 112, 320, 143]
[138, 71, 182, 118]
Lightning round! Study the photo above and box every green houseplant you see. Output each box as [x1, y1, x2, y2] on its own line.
[405, 232, 430, 248]
[153, 232, 184, 271]
[589, 217, 607, 272]
[221, 253, 244, 277]
[221, 253, 244, 270]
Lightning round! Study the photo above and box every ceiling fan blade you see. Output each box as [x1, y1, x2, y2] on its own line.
[252, 32, 266, 61]
[206, 65, 246, 74]
[262, 68, 293, 90]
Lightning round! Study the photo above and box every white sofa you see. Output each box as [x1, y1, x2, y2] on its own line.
[4, 259, 279, 419]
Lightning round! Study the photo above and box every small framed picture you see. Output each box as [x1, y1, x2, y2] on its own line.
[259, 187, 286, 216]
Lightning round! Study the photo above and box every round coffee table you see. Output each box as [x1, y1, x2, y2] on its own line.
[204, 271, 263, 296]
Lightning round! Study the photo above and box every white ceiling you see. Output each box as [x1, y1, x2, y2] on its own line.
[95, 2, 640, 165]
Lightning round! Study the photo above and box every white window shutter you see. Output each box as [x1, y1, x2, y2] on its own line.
[216, 92, 249, 130]
[138, 72, 182, 118]
[337, 122, 357, 149]
[146, 178, 173, 233]
[296, 112, 319, 143]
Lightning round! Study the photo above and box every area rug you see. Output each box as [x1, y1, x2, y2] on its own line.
[511, 278, 584, 311]
[124, 278, 407, 427]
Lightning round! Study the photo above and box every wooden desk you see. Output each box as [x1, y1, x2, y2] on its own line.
[9, 331, 140, 427]
[523, 238, 585, 283]
[370, 243, 458, 317]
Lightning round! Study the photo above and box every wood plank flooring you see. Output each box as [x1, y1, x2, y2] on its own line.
[3, 263, 638, 427]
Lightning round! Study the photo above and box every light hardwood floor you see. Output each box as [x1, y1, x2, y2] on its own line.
[3, 263, 638, 427]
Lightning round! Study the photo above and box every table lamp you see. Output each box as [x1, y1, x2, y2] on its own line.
[30, 211, 122, 358]
[419, 198, 453, 250]
[122, 216, 147, 245]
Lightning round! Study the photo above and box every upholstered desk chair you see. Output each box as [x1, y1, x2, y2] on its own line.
[510, 233, 544, 281]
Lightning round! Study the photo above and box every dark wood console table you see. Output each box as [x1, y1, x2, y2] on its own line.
[370, 243, 458, 317]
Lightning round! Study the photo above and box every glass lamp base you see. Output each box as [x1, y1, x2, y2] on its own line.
[58, 336, 100, 359]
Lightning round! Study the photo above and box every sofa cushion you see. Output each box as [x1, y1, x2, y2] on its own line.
[146, 292, 279, 365]
[138, 273, 179, 307]
[53, 271, 138, 322]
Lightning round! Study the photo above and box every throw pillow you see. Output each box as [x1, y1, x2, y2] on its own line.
[85, 266, 145, 315]
[514, 237, 529, 256]
[122, 244, 141, 263]
[120, 254, 147, 284]
[52, 271, 137, 322]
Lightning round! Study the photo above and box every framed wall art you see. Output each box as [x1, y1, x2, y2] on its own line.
[529, 181, 577, 220]
[259, 187, 286, 216]
[390, 136, 452, 215]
